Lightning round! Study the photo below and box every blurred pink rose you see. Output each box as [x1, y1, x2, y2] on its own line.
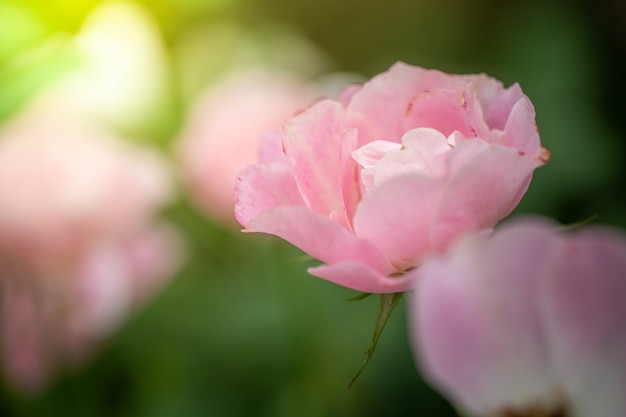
[177, 70, 315, 224]
[411, 218, 626, 417]
[235, 62, 548, 293]
[0, 105, 182, 393]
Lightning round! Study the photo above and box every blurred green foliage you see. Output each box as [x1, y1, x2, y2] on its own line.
[1, 0, 624, 416]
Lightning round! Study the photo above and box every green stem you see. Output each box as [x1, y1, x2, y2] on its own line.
[348, 292, 403, 388]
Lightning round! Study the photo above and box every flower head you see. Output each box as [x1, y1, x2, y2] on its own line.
[235, 62, 548, 293]
[0, 104, 182, 393]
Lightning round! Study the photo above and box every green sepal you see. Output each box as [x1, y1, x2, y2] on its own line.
[348, 292, 403, 388]
[345, 292, 372, 302]
[556, 214, 597, 231]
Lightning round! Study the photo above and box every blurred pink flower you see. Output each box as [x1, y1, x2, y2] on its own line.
[0, 105, 182, 394]
[235, 62, 548, 293]
[411, 218, 626, 417]
[177, 70, 316, 224]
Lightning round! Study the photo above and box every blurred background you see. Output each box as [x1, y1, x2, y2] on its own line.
[0, 0, 625, 416]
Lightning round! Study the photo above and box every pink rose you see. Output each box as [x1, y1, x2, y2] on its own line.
[0, 104, 182, 393]
[235, 62, 548, 293]
[411, 218, 626, 417]
[177, 70, 315, 224]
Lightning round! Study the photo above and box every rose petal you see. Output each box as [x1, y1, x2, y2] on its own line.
[430, 140, 541, 252]
[352, 140, 403, 190]
[353, 174, 445, 270]
[413, 220, 562, 415]
[473, 78, 527, 131]
[234, 163, 305, 227]
[309, 260, 417, 294]
[402, 128, 455, 157]
[339, 128, 361, 230]
[460, 81, 492, 140]
[336, 83, 362, 106]
[352, 140, 403, 169]
[403, 88, 476, 138]
[545, 229, 626, 417]
[375, 128, 451, 180]
[347, 62, 467, 145]
[245, 206, 394, 275]
[283, 100, 350, 216]
[502, 97, 541, 156]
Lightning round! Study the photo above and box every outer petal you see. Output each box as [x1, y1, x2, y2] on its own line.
[346, 62, 467, 145]
[545, 229, 626, 417]
[282, 100, 350, 217]
[245, 206, 394, 276]
[412, 219, 562, 415]
[352, 174, 446, 270]
[430, 139, 542, 252]
[234, 163, 305, 227]
[501, 97, 542, 156]
[472, 78, 527, 131]
[338, 128, 361, 230]
[460, 81, 491, 140]
[309, 260, 418, 294]
[336, 83, 362, 106]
